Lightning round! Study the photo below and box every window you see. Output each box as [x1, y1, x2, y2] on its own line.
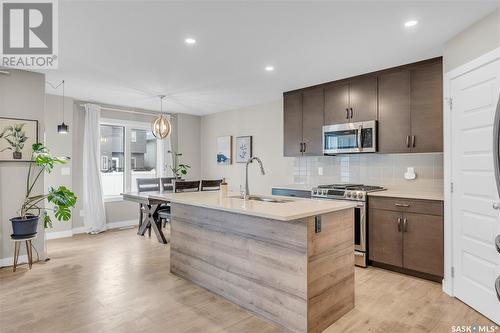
[130, 129, 157, 192]
[100, 125, 125, 197]
[99, 119, 168, 200]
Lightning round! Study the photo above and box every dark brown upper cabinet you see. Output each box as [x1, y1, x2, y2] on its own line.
[283, 57, 443, 156]
[349, 76, 378, 123]
[378, 58, 443, 154]
[324, 76, 377, 125]
[283, 91, 303, 157]
[324, 83, 349, 124]
[301, 88, 324, 156]
[378, 70, 411, 153]
[283, 88, 324, 157]
[410, 61, 443, 153]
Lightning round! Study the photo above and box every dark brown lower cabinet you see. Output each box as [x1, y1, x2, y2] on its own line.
[368, 196, 444, 281]
[403, 212, 444, 277]
[369, 209, 403, 267]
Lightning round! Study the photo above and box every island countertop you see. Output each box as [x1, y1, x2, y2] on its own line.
[148, 191, 356, 221]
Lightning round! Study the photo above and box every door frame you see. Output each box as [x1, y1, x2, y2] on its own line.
[443, 46, 500, 296]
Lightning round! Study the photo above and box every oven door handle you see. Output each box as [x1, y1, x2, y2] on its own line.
[356, 202, 366, 253]
[357, 125, 362, 150]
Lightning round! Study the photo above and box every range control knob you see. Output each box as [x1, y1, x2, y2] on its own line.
[357, 192, 364, 199]
[346, 191, 351, 198]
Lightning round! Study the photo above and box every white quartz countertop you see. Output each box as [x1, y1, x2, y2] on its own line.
[368, 189, 443, 201]
[147, 191, 356, 221]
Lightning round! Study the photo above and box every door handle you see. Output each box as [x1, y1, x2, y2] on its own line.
[406, 135, 410, 148]
[495, 235, 500, 254]
[496, 275, 500, 302]
[346, 108, 349, 119]
[493, 202, 500, 210]
[350, 108, 353, 119]
[493, 96, 500, 198]
[411, 135, 416, 148]
[403, 218, 408, 232]
[397, 217, 401, 232]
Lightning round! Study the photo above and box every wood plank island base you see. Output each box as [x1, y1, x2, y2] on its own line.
[154, 192, 356, 333]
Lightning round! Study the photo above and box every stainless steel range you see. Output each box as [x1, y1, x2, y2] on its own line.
[311, 184, 385, 267]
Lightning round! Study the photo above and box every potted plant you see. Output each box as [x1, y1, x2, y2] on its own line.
[168, 150, 190, 178]
[0, 123, 28, 159]
[10, 143, 77, 237]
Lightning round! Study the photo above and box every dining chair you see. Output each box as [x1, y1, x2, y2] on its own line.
[137, 178, 160, 237]
[200, 179, 222, 191]
[174, 180, 201, 193]
[160, 177, 177, 192]
[157, 180, 201, 229]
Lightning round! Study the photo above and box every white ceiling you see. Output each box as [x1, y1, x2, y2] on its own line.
[43, 1, 499, 115]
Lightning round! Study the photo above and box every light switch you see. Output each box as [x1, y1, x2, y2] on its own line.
[318, 167, 323, 176]
[61, 167, 71, 176]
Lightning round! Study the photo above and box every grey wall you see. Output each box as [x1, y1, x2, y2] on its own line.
[44, 94, 74, 233]
[0, 69, 46, 263]
[200, 100, 294, 194]
[443, 8, 500, 73]
[172, 113, 201, 180]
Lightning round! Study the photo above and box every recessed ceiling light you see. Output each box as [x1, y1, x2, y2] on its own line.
[404, 20, 418, 28]
[185, 38, 196, 45]
[265, 66, 275, 72]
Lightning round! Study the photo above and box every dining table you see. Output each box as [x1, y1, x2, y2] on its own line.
[121, 191, 169, 244]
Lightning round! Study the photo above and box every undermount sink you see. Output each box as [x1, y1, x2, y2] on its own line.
[230, 195, 292, 203]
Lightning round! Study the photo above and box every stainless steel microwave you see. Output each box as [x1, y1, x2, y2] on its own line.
[323, 120, 377, 154]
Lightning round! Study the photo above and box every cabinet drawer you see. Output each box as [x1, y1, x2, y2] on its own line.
[369, 196, 443, 216]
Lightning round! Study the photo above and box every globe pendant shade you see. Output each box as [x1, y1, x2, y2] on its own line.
[152, 115, 171, 139]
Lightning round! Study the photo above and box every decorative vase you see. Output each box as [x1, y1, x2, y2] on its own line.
[10, 215, 39, 236]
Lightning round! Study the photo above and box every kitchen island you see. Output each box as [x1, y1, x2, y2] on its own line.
[149, 191, 356, 333]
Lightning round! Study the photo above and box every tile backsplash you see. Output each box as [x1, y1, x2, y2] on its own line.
[293, 153, 443, 192]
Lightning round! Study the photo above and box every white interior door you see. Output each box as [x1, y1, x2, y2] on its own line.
[451, 57, 500, 324]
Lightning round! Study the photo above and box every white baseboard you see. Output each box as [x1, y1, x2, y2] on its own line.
[45, 229, 73, 240]
[45, 219, 137, 240]
[0, 255, 28, 268]
[107, 219, 137, 229]
[71, 226, 88, 235]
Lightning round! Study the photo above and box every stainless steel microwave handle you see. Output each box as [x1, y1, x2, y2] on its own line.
[357, 125, 362, 149]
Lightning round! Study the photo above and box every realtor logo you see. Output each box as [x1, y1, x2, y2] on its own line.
[0, 0, 58, 69]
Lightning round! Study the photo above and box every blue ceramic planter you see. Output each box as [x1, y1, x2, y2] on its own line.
[10, 215, 39, 236]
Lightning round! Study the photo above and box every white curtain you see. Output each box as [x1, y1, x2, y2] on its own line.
[83, 104, 107, 234]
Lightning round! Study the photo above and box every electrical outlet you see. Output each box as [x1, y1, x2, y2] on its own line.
[61, 167, 71, 176]
[318, 167, 323, 176]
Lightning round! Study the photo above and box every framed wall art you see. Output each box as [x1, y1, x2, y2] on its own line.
[0, 117, 39, 162]
[236, 136, 252, 163]
[216, 135, 232, 165]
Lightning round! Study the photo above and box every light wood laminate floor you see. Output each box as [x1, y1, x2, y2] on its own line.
[0, 228, 494, 333]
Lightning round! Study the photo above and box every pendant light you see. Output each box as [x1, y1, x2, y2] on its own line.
[57, 80, 68, 134]
[152, 95, 171, 139]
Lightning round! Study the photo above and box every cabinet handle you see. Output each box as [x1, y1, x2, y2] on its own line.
[395, 203, 410, 208]
[350, 108, 353, 119]
[346, 108, 349, 119]
[411, 135, 416, 148]
[403, 218, 408, 232]
[406, 135, 410, 148]
[299, 142, 303, 153]
[303, 142, 307, 152]
[397, 218, 402, 232]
